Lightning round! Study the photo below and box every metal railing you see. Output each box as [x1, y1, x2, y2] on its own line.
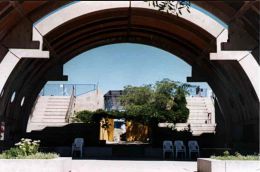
[39, 84, 97, 123]
[186, 87, 210, 97]
[65, 85, 76, 123]
[39, 84, 97, 97]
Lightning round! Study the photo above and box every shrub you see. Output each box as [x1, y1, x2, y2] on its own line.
[0, 138, 59, 159]
[223, 150, 230, 156]
[211, 151, 260, 160]
[21, 152, 59, 159]
[1, 147, 23, 159]
[0, 152, 58, 159]
[72, 110, 95, 124]
[14, 138, 40, 156]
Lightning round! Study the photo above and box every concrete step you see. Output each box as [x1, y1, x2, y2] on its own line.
[189, 113, 209, 116]
[33, 113, 67, 118]
[188, 117, 209, 121]
[189, 109, 208, 112]
[176, 123, 215, 127]
[187, 119, 208, 123]
[31, 118, 66, 123]
[27, 123, 68, 131]
[34, 108, 69, 112]
[32, 115, 65, 119]
[36, 100, 70, 104]
[36, 99, 70, 102]
[38, 101, 70, 104]
[39, 96, 70, 99]
[187, 104, 206, 107]
[29, 122, 68, 126]
[33, 106, 68, 111]
[187, 107, 208, 111]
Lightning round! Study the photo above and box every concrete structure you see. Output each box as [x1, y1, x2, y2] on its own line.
[27, 88, 104, 131]
[0, 158, 71, 172]
[0, 1, 258, 149]
[0, 158, 197, 172]
[74, 89, 104, 112]
[104, 90, 123, 111]
[27, 96, 71, 132]
[159, 97, 216, 136]
[104, 90, 216, 135]
[104, 90, 216, 136]
[197, 158, 260, 172]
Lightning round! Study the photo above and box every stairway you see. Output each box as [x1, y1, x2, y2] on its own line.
[185, 97, 216, 135]
[160, 97, 216, 136]
[27, 96, 71, 132]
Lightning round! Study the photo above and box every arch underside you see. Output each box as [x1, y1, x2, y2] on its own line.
[0, 2, 259, 147]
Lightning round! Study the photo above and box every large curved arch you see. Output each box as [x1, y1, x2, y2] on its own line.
[0, 1, 259, 149]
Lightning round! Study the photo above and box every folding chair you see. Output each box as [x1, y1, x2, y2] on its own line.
[72, 138, 84, 157]
[174, 140, 186, 159]
[163, 140, 174, 159]
[188, 140, 200, 159]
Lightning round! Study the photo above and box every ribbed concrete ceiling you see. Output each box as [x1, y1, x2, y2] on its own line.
[0, 1, 258, 146]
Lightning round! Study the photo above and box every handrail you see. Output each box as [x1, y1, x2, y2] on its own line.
[40, 84, 97, 96]
[65, 86, 75, 123]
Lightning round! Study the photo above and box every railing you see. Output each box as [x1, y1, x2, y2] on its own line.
[39, 84, 97, 96]
[186, 87, 210, 97]
[65, 85, 75, 123]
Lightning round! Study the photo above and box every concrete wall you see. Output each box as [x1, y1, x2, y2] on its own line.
[0, 158, 71, 172]
[197, 158, 260, 172]
[0, 1, 258, 149]
[74, 90, 104, 112]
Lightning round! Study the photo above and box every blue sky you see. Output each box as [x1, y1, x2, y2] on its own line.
[49, 43, 210, 94]
[45, 2, 229, 95]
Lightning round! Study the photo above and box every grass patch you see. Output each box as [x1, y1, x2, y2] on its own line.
[211, 151, 260, 160]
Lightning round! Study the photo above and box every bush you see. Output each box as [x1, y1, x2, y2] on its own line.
[14, 138, 40, 156]
[72, 110, 96, 124]
[223, 150, 230, 156]
[211, 151, 260, 160]
[0, 147, 23, 159]
[0, 152, 58, 159]
[0, 138, 59, 159]
[20, 152, 59, 159]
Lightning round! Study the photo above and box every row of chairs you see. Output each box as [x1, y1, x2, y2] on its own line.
[163, 140, 200, 159]
[72, 138, 200, 159]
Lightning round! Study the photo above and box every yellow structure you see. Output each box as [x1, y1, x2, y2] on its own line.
[126, 120, 149, 142]
[100, 118, 114, 141]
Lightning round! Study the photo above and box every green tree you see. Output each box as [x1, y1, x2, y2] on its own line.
[120, 85, 154, 123]
[72, 110, 96, 124]
[120, 79, 189, 124]
[120, 79, 190, 143]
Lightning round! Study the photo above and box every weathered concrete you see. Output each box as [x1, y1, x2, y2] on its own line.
[74, 89, 104, 112]
[27, 96, 71, 132]
[210, 29, 260, 99]
[0, 1, 258, 149]
[70, 160, 197, 172]
[0, 158, 71, 172]
[160, 97, 216, 135]
[0, 158, 197, 172]
[197, 158, 260, 172]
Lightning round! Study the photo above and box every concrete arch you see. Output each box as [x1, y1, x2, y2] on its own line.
[0, 1, 259, 148]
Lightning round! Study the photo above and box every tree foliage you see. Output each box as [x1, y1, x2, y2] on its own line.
[73, 79, 190, 126]
[145, 1, 191, 16]
[120, 79, 189, 124]
[73, 109, 125, 124]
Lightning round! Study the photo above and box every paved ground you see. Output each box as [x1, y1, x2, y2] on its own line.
[70, 160, 197, 172]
